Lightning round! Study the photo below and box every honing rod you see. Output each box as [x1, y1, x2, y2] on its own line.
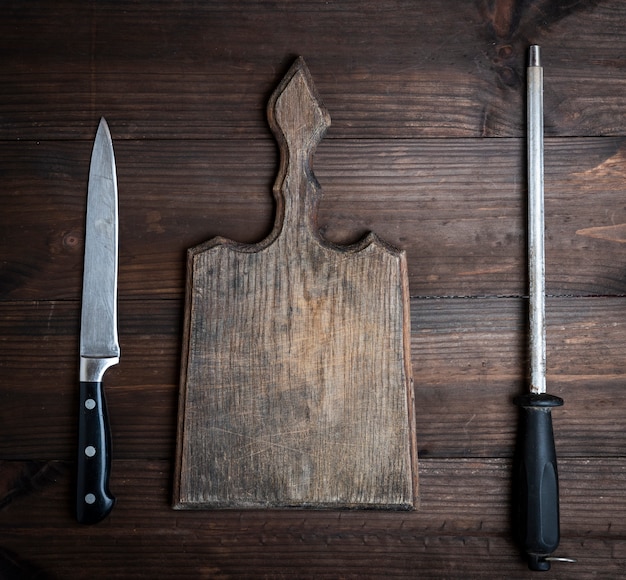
[513, 45, 574, 572]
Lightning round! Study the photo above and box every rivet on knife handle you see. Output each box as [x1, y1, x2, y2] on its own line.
[77, 118, 120, 524]
[513, 46, 574, 571]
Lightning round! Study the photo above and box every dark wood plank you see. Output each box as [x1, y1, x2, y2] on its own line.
[2, 1, 626, 576]
[5, 457, 623, 537]
[0, 300, 179, 461]
[2, 458, 626, 578]
[2, 297, 626, 461]
[412, 296, 626, 458]
[3, 137, 626, 300]
[2, 0, 625, 140]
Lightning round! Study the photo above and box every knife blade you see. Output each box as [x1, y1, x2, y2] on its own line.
[76, 117, 120, 524]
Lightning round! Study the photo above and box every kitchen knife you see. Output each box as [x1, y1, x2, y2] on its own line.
[76, 117, 119, 524]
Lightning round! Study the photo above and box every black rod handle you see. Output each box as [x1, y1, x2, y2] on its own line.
[513, 393, 563, 571]
[76, 381, 115, 524]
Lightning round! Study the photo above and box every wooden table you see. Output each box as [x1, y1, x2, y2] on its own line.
[2, 1, 626, 577]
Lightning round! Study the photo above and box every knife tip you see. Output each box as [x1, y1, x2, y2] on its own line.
[95, 118, 114, 147]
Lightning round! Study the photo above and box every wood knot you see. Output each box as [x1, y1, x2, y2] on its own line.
[62, 230, 81, 249]
[497, 44, 513, 59]
[497, 65, 520, 88]
[48, 229, 82, 255]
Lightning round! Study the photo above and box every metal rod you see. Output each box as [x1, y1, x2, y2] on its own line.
[513, 46, 570, 572]
[528, 45, 546, 395]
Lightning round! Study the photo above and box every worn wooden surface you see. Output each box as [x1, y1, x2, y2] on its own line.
[175, 59, 416, 510]
[2, 0, 626, 577]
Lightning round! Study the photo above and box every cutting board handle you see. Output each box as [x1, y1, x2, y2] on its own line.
[267, 57, 331, 244]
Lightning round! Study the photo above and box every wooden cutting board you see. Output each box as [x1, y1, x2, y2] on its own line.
[173, 58, 417, 510]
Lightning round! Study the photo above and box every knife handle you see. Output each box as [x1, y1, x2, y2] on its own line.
[513, 393, 563, 570]
[76, 381, 115, 524]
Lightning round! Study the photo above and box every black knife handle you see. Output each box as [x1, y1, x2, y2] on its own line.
[76, 381, 115, 524]
[513, 393, 563, 571]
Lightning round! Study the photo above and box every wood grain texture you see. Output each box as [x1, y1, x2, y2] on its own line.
[3, 137, 626, 300]
[2, 0, 625, 140]
[3, 296, 626, 464]
[3, 458, 626, 578]
[175, 59, 416, 509]
[2, 0, 626, 576]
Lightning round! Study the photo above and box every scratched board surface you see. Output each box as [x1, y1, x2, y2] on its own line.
[3, 0, 626, 578]
[174, 59, 416, 510]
